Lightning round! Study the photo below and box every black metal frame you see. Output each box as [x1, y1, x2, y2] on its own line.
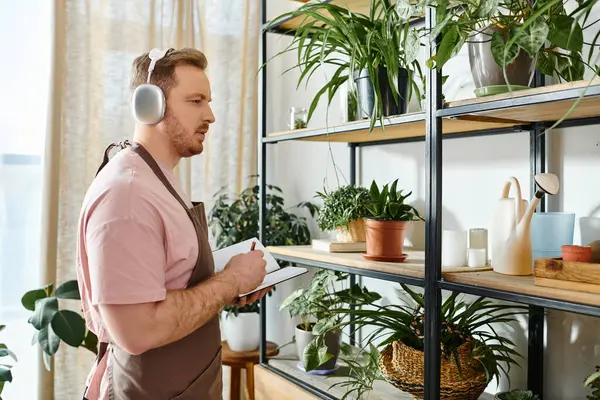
[256, 0, 600, 398]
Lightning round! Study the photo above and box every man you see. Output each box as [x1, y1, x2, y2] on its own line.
[76, 47, 270, 400]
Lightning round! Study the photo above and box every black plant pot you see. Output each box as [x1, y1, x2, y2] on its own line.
[353, 67, 409, 120]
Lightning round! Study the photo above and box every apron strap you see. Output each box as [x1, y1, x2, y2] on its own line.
[95, 140, 132, 176]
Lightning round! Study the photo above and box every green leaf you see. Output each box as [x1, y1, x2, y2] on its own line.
[303, 340, 321, 371]
[318, 345, 334, 366]
[51, 310, 86, 347]
[405, 29, 420, 65]
[537, 51, 557, 76]
[0, 347, 16, 363]
[38, 326, 60, 356]
[585, 370, 600, 386]
[436, 25, 459, 69]
[0, 366, 11, 383]
[491, 31, 520, 68]
[312, 317, 335, 335]
[42, 352, 52, 371]
[0, 326, 4, 332]
[476, 0, 499, 17]
[395, 0, 413, 21]
[279, 289, 304, 311]
[21, 288, 48, 311]
[83, 330, 99, 355]
[30, 297, 58, 330]
[55, 280, 80, 300]
[516, 19, 549, 56]
[548, 15, 583, 52]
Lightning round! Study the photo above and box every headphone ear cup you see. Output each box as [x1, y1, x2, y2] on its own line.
[131, 84, 166, 125]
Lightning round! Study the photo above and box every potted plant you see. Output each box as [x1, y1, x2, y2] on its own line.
[279, 269, 381, 374]
[315, 184, 370, 243]
[362, 179, 423, 262]
[585, 365, 600, 399]
[21, 280, 98, 370]
[495, 389, 540, 400]
[0, 325, 16, 396]
[263, 0, 423, 132]
[221, 302, 262, 352]
[423, 0, 595, 96]
[329, 284, 526, 400]
[208, 179, 319, 351]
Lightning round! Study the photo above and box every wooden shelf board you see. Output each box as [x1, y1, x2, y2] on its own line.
[443, 270, 600, 308]
[445, 79, 600, 123]
[266, 113, 520, 144]
[267, 245, 491, 278]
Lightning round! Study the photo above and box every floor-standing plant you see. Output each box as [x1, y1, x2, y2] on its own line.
[0, 325, 16, 398]
[279, 269, 381, 373]
[262, 0, 424, 132]
[21, 280, 98, 370]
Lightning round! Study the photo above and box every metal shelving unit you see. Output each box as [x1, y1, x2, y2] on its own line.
[256, 1, 600, 399]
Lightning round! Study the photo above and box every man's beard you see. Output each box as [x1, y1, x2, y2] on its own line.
[163, 109, 205, 158]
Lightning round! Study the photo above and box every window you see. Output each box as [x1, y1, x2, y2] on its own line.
[0, 1, 52, 399]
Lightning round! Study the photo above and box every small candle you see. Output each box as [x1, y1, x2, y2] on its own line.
[468, 248, 486, 267]
[469, 228, 488, 265]
[442, 230, 467, 268]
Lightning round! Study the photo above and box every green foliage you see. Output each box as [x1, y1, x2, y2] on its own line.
[22, 281, 98, 371]
[208, 179, 318, 315]
[208, 180, 318, 250]
[365, 179, 423, 221]
[262, 0, 424, 132]
[425, 0, 596, 84]
[0, 325, 16, 399]
[497, 389, 540, 400]
[328, 284, 527, 393]
[328, 344, 385, 400]
[315, 185, 370, 231]
[585, 365, 600, 399]
[279, 270, 381, 371]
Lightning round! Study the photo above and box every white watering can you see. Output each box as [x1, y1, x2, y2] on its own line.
[489, 174, 560, 275]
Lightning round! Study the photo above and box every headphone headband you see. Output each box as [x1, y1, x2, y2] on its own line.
[146, 48, 174, 83]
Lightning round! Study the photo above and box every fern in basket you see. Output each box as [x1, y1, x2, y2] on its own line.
[329, 284, 527, 394]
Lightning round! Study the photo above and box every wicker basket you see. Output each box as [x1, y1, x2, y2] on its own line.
[335, 218, 366, 242]
[378, 340, 489, 400]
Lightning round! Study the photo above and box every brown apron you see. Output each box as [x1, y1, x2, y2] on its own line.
[84, 141, 222, 400]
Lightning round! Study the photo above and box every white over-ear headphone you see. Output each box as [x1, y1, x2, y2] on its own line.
[131, 48, 173, 125]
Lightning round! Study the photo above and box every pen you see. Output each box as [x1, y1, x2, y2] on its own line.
[250, 241, 256, 251]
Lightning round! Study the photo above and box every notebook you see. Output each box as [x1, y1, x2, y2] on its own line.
[212, 237, 308, 297]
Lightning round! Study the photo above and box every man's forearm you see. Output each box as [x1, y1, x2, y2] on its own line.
[100, 270, 238, 355]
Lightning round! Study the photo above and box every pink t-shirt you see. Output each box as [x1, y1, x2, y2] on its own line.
[76, 147, 199, 400]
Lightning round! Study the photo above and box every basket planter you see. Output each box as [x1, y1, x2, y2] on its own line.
[378, 340, 488, 400]
[335, 218, 366, 242]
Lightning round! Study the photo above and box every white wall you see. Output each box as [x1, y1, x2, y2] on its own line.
[263, 1, 600, 398]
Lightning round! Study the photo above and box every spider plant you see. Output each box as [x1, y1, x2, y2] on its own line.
[262, 0, 424, 133]
[331, 284, 527, 386]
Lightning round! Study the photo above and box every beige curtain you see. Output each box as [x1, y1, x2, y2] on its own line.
[39, 0, 259, 399]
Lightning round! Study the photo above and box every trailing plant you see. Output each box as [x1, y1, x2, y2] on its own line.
[496, 389, 540, 400]
[208, 180, 318, 250]
[585, 365, 600, 399]
[328, 284, 526, 393]
[262, 0, 424, 132]
[365, 179, 423, 221]
[21, 280, 98, 370]
[0, 325, 16, 398]
[279, 269, 381, 371]
[315, 184, 370, 231]
[329, 344, 385, 400]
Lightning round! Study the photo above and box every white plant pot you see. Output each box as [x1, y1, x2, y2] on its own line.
[222, 311, 260, 352]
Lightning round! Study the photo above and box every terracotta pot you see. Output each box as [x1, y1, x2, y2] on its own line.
[562, 245, 592, 262]
[335, 218, 366, 242]
[364, 219, 407, 260]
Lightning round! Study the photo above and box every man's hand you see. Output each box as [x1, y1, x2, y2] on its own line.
[231, 286, 274, 307]
[222, 250, 267, 296]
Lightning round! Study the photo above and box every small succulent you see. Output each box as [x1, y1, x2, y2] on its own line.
[364, 179, 423, 221]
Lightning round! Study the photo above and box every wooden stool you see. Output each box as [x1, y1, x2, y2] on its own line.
[221, 340, 279, 400]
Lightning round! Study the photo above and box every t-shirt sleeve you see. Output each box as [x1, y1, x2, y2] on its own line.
[86, 215, 167, 305]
